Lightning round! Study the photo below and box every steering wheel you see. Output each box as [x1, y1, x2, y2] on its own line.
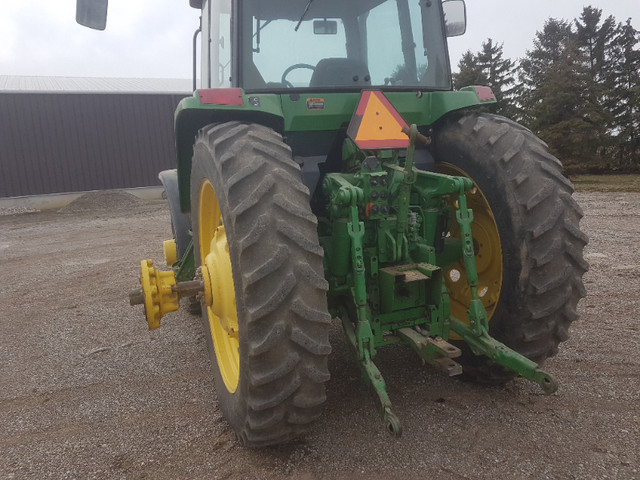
[281, 63, 316, 88]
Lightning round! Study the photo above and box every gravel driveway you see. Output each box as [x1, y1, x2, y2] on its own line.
[1, 190, 638, 480]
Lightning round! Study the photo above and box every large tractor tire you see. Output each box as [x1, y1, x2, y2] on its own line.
[190, 121, 331, 446]
[433, 113, 588, 383]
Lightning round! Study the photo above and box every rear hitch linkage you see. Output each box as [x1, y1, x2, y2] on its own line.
[335, 125, 558, 438]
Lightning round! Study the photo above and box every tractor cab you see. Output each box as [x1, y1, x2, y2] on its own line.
[199, 0, 466, 91]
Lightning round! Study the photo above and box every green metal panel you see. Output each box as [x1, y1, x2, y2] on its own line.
[279, 89, 493, 132]
[280, 93, 361, 132]
[173, 88, 493, 212]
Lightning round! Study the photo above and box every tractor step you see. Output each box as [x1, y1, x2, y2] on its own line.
[379, 263, 439, 283]
[433, 357, 463, 376]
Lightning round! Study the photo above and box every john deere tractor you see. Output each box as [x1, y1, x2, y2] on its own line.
[78, 0, 588, 447]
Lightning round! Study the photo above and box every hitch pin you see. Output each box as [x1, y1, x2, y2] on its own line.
[401, 126, 431, 146]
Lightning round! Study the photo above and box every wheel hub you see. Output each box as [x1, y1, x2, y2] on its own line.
[198, 180, 240, 393]
[202, 225, 237, 334]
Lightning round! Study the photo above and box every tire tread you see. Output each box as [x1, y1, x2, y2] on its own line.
[435, 113, 588, 382]
[191, 122, 330, 447]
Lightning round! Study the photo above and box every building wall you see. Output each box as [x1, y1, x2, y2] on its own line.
[0, 92, 188, 197]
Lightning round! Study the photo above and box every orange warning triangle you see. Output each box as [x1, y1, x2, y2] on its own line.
[347, 91, 410, 150]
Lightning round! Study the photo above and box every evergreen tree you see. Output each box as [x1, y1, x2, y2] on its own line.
[530, 39, 605, 164]
[453, 41, 515, 117]
[607, 18, 640, 166]
[519, 18, 574, 89]
[476, 39, 516, 116]
[576, 6, 607, 76]
[452, 50, 486, 89]
[574, 7, 617, 161]
[517, 19, 574, 127]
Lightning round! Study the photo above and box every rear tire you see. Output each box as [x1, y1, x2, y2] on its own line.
[434, 113, 588, 382]
[190, 122, 331, 446]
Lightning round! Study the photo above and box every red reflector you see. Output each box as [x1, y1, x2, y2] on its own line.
[473, 86, 495, 101]
[198, 88, 244, 106]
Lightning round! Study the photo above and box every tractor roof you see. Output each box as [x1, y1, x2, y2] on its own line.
[191, 0, 389, 19]
[247, 0, 388, 20]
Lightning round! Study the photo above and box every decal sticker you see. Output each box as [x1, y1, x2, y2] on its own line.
[307, 98, 325, 110]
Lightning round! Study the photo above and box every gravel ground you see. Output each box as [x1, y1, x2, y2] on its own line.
[1, 190, 638, 480]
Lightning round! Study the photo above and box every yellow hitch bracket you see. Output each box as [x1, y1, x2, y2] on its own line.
[138, 259, 179, 330]
[163, 239, 178, 266]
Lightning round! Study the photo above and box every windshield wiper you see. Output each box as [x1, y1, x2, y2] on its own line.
[253, 19, 273, 38]
[294, 0, 315, 31]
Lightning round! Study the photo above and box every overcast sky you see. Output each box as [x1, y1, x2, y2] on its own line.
[0, 0, 637, 80]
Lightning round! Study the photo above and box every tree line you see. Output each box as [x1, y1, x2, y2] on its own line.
[453, 6, 640, 173]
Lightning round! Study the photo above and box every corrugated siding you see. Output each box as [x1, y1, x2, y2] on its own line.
[0, 92, 188, 197]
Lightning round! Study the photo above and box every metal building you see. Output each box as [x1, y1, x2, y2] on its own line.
[0, 76, 192, 198]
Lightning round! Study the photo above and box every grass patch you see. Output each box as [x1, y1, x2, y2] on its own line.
[570, 174, 640, 193]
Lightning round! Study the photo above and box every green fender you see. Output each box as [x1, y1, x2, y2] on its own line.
[174, 90, 285, 213]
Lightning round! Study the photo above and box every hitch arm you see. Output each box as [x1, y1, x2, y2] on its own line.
[342, 314, 402, 438]
[450, 317, 558, 394]
[452, 181, 557, 394]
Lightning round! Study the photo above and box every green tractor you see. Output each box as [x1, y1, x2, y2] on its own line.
[78, 0, 588, 447]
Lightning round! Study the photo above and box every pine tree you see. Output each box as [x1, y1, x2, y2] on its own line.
[519, 18, 574, 89]
[452, 50, 487, 89]
[607, 18, 640, 167]
[574, 7, 617, 162]
[517, 19, 574, 127]
[476, 39, 516, 116]
[576, 6, 606, 75]
[530, 39, 604, 164]
[453, 41, 515, 117]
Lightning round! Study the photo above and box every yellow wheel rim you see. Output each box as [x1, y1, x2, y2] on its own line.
[198, 180, 239, 393]
[436, 163, 503, 330]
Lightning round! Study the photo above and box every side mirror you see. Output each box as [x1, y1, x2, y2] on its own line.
[313, 20, 338, 35]
[442, 0, 466, 37]
[76, 0, 109, 30]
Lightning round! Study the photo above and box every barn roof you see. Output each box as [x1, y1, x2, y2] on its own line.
[0, 75, 193, 94]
